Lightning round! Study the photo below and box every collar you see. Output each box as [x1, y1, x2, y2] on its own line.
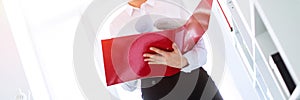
[126, 0, 155, 16]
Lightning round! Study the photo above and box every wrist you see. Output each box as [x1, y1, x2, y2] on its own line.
[180, 57, 188, 69]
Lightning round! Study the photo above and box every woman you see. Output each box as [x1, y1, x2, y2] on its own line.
[119, 0, 223, 99]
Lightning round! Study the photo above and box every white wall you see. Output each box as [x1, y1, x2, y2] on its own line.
[0, 1, 31, 99]
[3, 0, 91, 99]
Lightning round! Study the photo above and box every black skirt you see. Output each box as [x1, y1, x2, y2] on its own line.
[141, 67, 223, 100]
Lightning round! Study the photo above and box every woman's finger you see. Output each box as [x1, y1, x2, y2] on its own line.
[144, 54, 165, 62]
[148, 61, 166, 65]
[149, 47, 167, 56]
[144, 58, 154, 62]
[143, 53, 152, 58]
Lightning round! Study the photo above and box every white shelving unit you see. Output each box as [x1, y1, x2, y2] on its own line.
[227, 0, 299, 99]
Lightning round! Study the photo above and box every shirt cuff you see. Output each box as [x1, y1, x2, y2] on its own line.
[121, 80, 140, 92]
[181, 50, 201, 73]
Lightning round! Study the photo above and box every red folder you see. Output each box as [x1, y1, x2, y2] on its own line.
[102, 0, 213, 86]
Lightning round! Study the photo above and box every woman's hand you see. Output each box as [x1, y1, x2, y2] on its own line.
[143, 43, 188, 69]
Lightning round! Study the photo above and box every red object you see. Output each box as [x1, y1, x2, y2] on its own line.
[102, 0, 213, 86]
[216, 0, 233, 31]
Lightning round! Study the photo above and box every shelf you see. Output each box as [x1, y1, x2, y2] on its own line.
[233, 0, 253, 30]
[229, 0, 297, 99]
[229, 0, 254, 57]
[269, 53, 296, 96]
[254, 8, 267, 37]
[255, 32, 278, 60]
[254, 44, 286, 100]
[254, 0, 300, 84]
[254, 7, 278, 62]
[232, 20, 255, 74]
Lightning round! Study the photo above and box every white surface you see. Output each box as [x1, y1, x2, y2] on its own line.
[255, 32, 278, 59]
[254, 0, 300, 84]
[3, 0, 92, 99]
[234, 0, 252, 29]
[229, 0, 300, 99]
[0, 1, 31, 99]
[254, 0, 300, 99]
[290, 85, 300, 100]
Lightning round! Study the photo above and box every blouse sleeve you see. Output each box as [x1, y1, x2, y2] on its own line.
[181, 38, 207, 73]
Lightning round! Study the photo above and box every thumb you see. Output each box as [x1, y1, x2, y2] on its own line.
[172, 43, 180, 53]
